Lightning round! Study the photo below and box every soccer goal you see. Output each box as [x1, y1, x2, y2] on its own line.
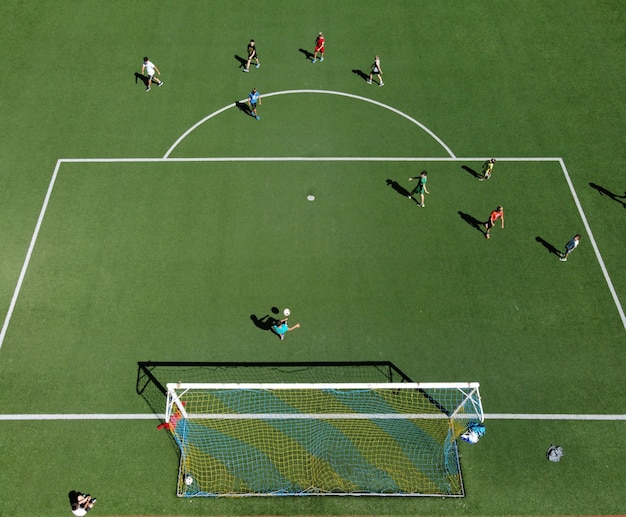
[164, 381, 483, 497]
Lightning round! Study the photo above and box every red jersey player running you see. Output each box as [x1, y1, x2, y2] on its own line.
[312, 32, 325, 63]
[484, 205, 504, 239]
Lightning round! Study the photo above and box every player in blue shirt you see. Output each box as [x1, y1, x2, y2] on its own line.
[248, 88, 262, 120]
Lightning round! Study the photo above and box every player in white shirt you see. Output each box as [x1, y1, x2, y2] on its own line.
[141, 56, 163, 91]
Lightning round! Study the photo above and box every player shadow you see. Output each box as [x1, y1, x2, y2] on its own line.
[352, 69, 370, 83]
[234, 54, 248, 69]
[235, 101, 254, 118]
[68, 491, 79, 505]
[298, 48, 314, 61]
[535, 236, 563, 257]
[589, 183, 626, 208]
[461, 165, 482, 179]
[134, 72, 149, 87]
[458, 211, 487, 235]
[250, 307, 280, 332]
[386, 179, 420, 205]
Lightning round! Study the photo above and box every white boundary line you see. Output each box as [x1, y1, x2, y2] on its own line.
[162, 89, 457, 159]
[60, 156, 563, 163]
[0, 413, 624, 421]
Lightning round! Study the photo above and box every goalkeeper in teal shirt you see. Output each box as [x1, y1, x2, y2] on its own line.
[272, 318, 300, 340]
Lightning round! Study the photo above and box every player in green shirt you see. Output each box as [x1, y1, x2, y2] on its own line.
[408, 170, 430, 207]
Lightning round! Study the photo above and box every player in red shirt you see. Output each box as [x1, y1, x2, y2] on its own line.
[312, 32, 325, 63]
[485, 205, 504, 239]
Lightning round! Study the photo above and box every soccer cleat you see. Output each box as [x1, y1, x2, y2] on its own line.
[312, 59, 316, 63]
[158, 81, 163, 87]
[279, 334, 284, 340]
[379, 82, 384, 87]
[145, 87, 150, 91]
[485, 234, 490, 239]
[256, 63, 260, 68]
[559, 257, 567, 261]
[256, 116, 260, 120]
[243, 68, 249, 72]
[320, 57, 324, 61]
[367, 80, 372, 84]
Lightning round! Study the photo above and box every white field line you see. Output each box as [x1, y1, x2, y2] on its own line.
[559, 158, 626, 330]
[58, 156, 563, 163]
[162, 89, 457, 159]
[0, 159, 62, 349]
[0, 413, 624, 421]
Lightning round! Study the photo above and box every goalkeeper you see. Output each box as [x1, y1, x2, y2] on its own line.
[272, 318, 300, 340]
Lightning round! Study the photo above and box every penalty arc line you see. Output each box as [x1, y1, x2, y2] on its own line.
[162, 89, 457, 159]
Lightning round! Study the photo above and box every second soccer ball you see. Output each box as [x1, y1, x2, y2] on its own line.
[283, 308, 291, 316]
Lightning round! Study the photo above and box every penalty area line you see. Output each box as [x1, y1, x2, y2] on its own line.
[0, 413, 625, 421]
[0, 159, 62, 350]
[559, 158, 626, 331]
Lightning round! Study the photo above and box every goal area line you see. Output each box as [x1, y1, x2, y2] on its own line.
[0, 413, 624, 421]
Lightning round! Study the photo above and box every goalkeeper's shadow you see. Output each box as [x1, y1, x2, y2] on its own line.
[250, 308, 280, 332]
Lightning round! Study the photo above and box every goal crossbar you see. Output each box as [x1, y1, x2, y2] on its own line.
[165, 382, 482, 423]
[167, 382, 479, 389]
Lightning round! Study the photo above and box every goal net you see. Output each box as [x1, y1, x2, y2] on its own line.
[164, 381, 483, 497]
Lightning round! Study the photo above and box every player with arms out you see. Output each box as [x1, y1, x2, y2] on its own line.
[484, 205, 504, 239]
[312, 32, 325, 63]
[272, 317, 300, 341]
[141, 56, 163, 92]
[408, 170, 430, 207]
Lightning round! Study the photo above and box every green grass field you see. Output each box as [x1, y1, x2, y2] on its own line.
[0, 1, 624, 516]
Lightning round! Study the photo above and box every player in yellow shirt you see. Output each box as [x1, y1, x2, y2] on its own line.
[480, 158, 496, 181]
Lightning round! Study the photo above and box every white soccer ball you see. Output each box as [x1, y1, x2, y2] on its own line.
[283, 308, 291, 316]
[184, 474, 194, 486]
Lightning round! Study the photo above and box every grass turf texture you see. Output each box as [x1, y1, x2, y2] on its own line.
[0, 0, 625, 516]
